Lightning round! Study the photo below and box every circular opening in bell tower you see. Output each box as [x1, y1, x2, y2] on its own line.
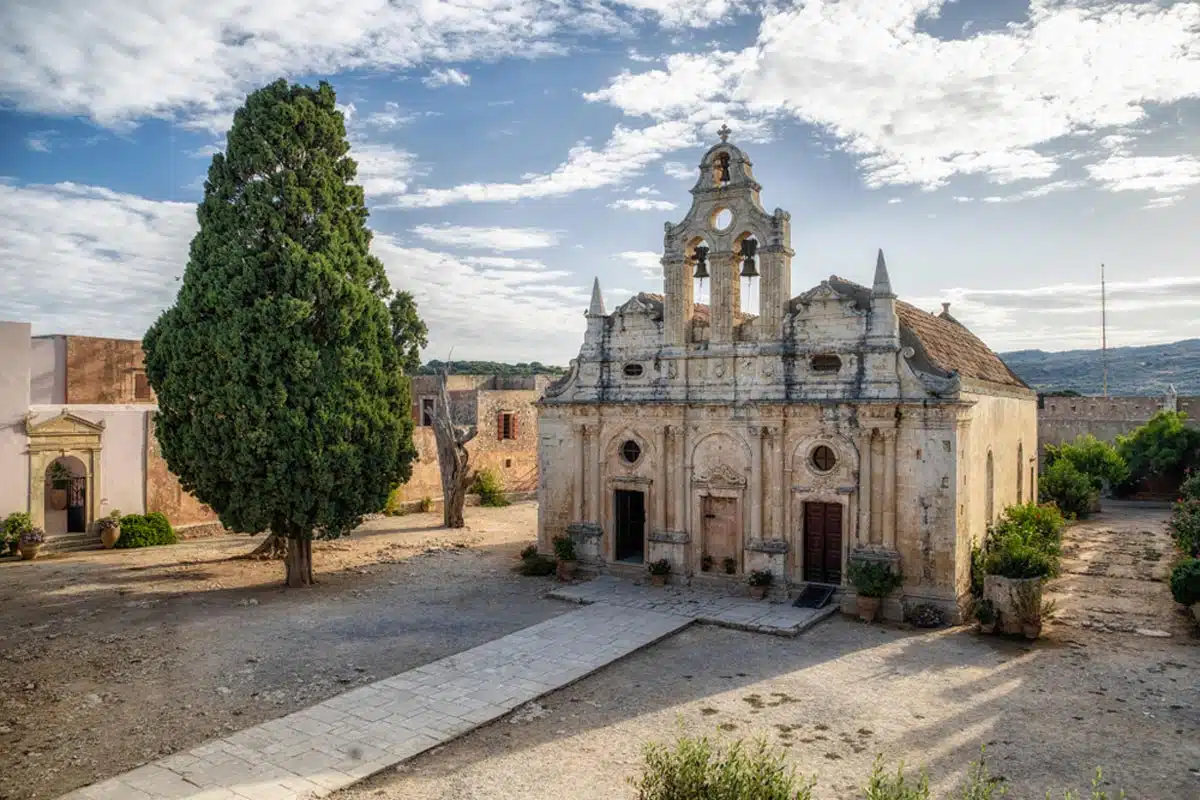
[711, 208, 733, 231]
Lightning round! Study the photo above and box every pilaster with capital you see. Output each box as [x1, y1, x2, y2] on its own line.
[748, 425, 765, 542]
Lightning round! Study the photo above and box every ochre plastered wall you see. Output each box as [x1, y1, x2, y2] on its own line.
[145, 415, 219, 526]
[64, 336, 153, 405]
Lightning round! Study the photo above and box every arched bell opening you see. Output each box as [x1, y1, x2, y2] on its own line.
[686, 235, 712, 307]
[734, 232, 760, 316]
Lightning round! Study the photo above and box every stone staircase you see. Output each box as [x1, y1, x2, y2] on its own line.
[44, 532, 103, 553]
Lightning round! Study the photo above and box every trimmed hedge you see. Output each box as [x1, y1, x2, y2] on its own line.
[115, 512, 177, 548]
[1169, 558, 1200, 607]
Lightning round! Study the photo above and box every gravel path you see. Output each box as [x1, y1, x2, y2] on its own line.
[336, 503, 1199, 800]
[0, 502, 561, 800]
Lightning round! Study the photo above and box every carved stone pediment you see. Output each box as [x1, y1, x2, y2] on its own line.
[693, 462, 747, 488]
[26, 411, 105, 436]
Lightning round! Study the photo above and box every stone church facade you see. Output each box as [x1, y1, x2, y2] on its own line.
[536, 130, 1037, 621]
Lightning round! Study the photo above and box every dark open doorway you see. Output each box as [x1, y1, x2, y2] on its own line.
[613, 489, 645, 563]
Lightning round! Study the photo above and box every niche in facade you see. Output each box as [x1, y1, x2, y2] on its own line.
[623, 363, 645, 378]
[810, 354, 842, 373]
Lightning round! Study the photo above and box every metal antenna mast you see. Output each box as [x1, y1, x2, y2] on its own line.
[1101, 263, 1108, 398]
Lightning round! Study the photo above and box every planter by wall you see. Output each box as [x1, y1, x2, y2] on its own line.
[983, 575, 1043, 636]
[19, 543, 41, 561]
[856, 595, 881, 622]
[100, 525, 121, 549]
[556, 559, 577, 582]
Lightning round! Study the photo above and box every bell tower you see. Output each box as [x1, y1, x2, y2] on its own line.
[661, 126, 793, 346]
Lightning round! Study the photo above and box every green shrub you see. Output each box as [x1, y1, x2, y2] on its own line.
[115, 512, 177, 548]
[1180, 469, 1200, 501]
[3, 512, 32, 553]
[748, 569, 773, 587]
[1116, 410, 1200, 490]
[1170, 498, 1200, 556]
[956, 748, 1006, 799]
[863, 756, 929, 800]
[1039, 459, 1098, 519]
[847, 559, 902, 598]
[1169, 558, 1200, 606]
[969, 543, 987, 598]
[473, 468, 509, 507]
[648, 558, 672, 576]
[991, 502, 1065, 556]
[519, 544, 538, 560]
[383, 486, 407, 516]
[517, 553, 556, 576]
[552, 535, 577, 561]
[630, 734, 814, 800]
[419, 495, 434, 513]
[1045, 435, 1129, 492]
[983, 535, 1059, 580]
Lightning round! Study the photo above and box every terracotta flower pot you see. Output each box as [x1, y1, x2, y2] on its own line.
[47, 489, 68, 512]
[650, 573, 667, 587]
[19, 543, 41, 561]
[856, 595, 881, 623]
[100, 526, 121, 549]
[556, 559, 577, 582]
[748, 585, 767, 601]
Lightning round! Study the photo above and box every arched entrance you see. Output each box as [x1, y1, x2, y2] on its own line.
[44, 455, 88, 536]
[25, 411, 104, 538]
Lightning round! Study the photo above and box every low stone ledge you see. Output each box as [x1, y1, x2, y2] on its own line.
[566, 522, 603, 539]
[648, 529, 690, 544]
[746, 538, 788, 554]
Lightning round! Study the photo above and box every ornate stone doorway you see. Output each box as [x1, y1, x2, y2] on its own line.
[26, 412, 104, 537]
[701, 495, 740, 573]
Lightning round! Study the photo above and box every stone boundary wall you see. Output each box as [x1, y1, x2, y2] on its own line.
[1038, 393, 1199, 460]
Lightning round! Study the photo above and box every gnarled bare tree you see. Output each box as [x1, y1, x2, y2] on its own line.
[433, 369, 477, 528]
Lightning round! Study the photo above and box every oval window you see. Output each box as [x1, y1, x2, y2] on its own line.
[811, 445, 836, 472]
[623, 363, 644, 377]
[811, 354, 842, 373]
[712, 208, 733, 231]
[621, 440, 642, 464]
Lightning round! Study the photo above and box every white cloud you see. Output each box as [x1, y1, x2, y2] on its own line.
[612, 0, 749, 29]
[389, 120, 697, 208]
[189, 144, 223, 159]
[663, 161, 694, 180]
[1143, 195, 1184, 210]
[361, 101, 427, 131]
[412, 224, 559, 251]
[422, 68, 471, 88]
[618, 250, 662, 280]
[887, 197, 903, 204]
[1086, 155, 1200, 194]
[609, 197, 678, 211]
[634, 186, 660, 195]
[352, 142, 422, 201]
[25, 132, 54, 152]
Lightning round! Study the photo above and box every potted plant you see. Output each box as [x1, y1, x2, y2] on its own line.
[722, 556, 737, 575]
[97, 511, 122, 549]
[2, 512, 31, 556]
[747, 569, 773, 600]
[974, 598, 997, 634]
[552, 535, 578, 581]
[1013, 581, 1055, 640]
[46, 462, 72, 511]
[648, 558, 671, 587]
[847, 558, 902, 622]
[18, 528, 45, 561]
[700, 553, 714, 572]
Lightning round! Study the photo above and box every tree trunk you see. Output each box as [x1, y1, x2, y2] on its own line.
[284, 537, 314, 587]
[245, 535, 287, 559]
[433, 369, 477, 529]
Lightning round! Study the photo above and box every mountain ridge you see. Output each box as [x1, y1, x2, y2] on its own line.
[1000, 338, 1200, 396]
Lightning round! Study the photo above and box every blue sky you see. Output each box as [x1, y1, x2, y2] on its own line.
[2, 0, 1200, 364]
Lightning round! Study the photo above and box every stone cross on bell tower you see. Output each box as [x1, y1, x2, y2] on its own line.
[659, 128, 794, 346]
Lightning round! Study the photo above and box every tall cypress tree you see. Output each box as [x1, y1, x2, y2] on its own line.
[143, 79, 416, 587]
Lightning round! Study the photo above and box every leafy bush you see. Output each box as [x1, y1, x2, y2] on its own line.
[648, 558, 671, 576]
[990, 502, 1065, 556]
[517, 551, 555, 576]
[847, 559, 902, 598]
[114, 512, 177, 548]
[19, 527, 45, 546]
[982, 535, 1059, 580]
[1170, 498, 1200, 557]
[863, 757, 929, 800]
[1169, 558, 1200, 606]
[383, 486, 407, 516]
[630, 734, 814, 800]
[969, 543, 987, 598]
[3, 512, 32, 553]
[473, 468, 509, 507]
[419, 496, 434, 513]
[1116, 410, 1200, 489]
[1180, 470, 1200, 501]
[1039, 459, 1098, 519]
[1044, 435, 1129, 492]
[748, 569, 773, 587]
[519, 544, 538, 560]
[722, 556, 737, 575]
[552, 535, 577, 561]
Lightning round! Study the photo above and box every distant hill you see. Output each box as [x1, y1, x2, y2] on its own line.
[417, 360, 567, 377]
[1001, 339, 1200, 396]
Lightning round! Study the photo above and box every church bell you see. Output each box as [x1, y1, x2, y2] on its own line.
[692, 244, 710, 280]
[738, 238, 759, 278]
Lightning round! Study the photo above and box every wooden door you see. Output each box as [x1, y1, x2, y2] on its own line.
[614, 490, 646, 563]
[702, 495, 740, 572]
[803, 502, 843, 584]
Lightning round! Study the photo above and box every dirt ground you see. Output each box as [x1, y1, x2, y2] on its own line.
[0, 502, 562, 800]
[337, 503, 1199, 800]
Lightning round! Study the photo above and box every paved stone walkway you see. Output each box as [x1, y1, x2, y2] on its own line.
[59, 604, 691, 800]
[548, 575, 838, 636]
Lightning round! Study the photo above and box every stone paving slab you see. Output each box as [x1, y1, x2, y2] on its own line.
[547, 576, 839, 637]
[58, 604, 691, 800]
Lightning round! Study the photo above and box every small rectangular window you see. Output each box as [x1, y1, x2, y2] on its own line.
[498, 412, 518, 440]
[421, 398, 435, 427]
[810, 354, 842, 373]
[134, 372, 152, 401]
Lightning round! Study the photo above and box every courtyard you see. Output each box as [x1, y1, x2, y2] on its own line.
[1, 502, 1196, 799]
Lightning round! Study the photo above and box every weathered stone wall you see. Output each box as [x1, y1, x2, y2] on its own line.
[64, 335, 152, 405]
[1037, 394, 1199, 459]
[145, 414, 220, 526]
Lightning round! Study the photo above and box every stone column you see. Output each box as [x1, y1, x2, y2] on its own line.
[711, 252, 736, 343]
[656, 425, 668, 532]
[663, 257, 692, 346]
[857, 429, 872, 547]
[670, 425, 686, 532]
[882, 429, 897, 550]
[748, 425, 764, 541]
[870, 434, 883, 546]
[781, 417, 791, 545]
[574, 422, 586, 522]
[586, 424, 602, 527]
[761, 425, 779, 537]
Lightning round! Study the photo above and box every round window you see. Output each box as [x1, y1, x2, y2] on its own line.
[621, 440, 642, 464]
[712, 207, 733, 231]
[623, 363, 644, 377]
[811, 445, 836, 472]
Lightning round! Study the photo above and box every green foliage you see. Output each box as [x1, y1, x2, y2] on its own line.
[517, 546, 555, 576]
[19, 527, 45, 545]
[473, 468, 509, 507]
[142, 78, 416, 547]
[384, 487, 407, 516]
[419, 496, 434, 513]
[1044, 435, 1128, 492]
[648, 558, 672, 576]
[630, 734, 814, 800]
[418, 360, 566, 376]
[1116, 410, 1200, 487]
[722, 556, 737, 575]
[1039, 459, 1098, 519]
[956, 748, 1006, 799]
[1048, 768, 1126, 800]
[748, 569, 773, 587]
[1169, 558, 1200, 606]
[990, 503, 1065, 556]
[96, 516, 120, 534]
[519, 544, 538, 560]
[863, 757, 930, 800]
[972, 599, 996, 625]
[1170, 497, 1200, 556]
[552, 535, 577, 562]
[847, 559, 902, 598]
[46, 461, 73, 484]
[1180, 470, 1200, 501]
[115, 513, 177, 548]
[388, 291, 427, 375]
[982, 535, 1059, 580]
[3, 512, 32, 548]
[969, 543, 987, 598]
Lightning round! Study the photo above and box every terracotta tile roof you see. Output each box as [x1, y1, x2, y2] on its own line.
[894, 301, 1028, 388]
